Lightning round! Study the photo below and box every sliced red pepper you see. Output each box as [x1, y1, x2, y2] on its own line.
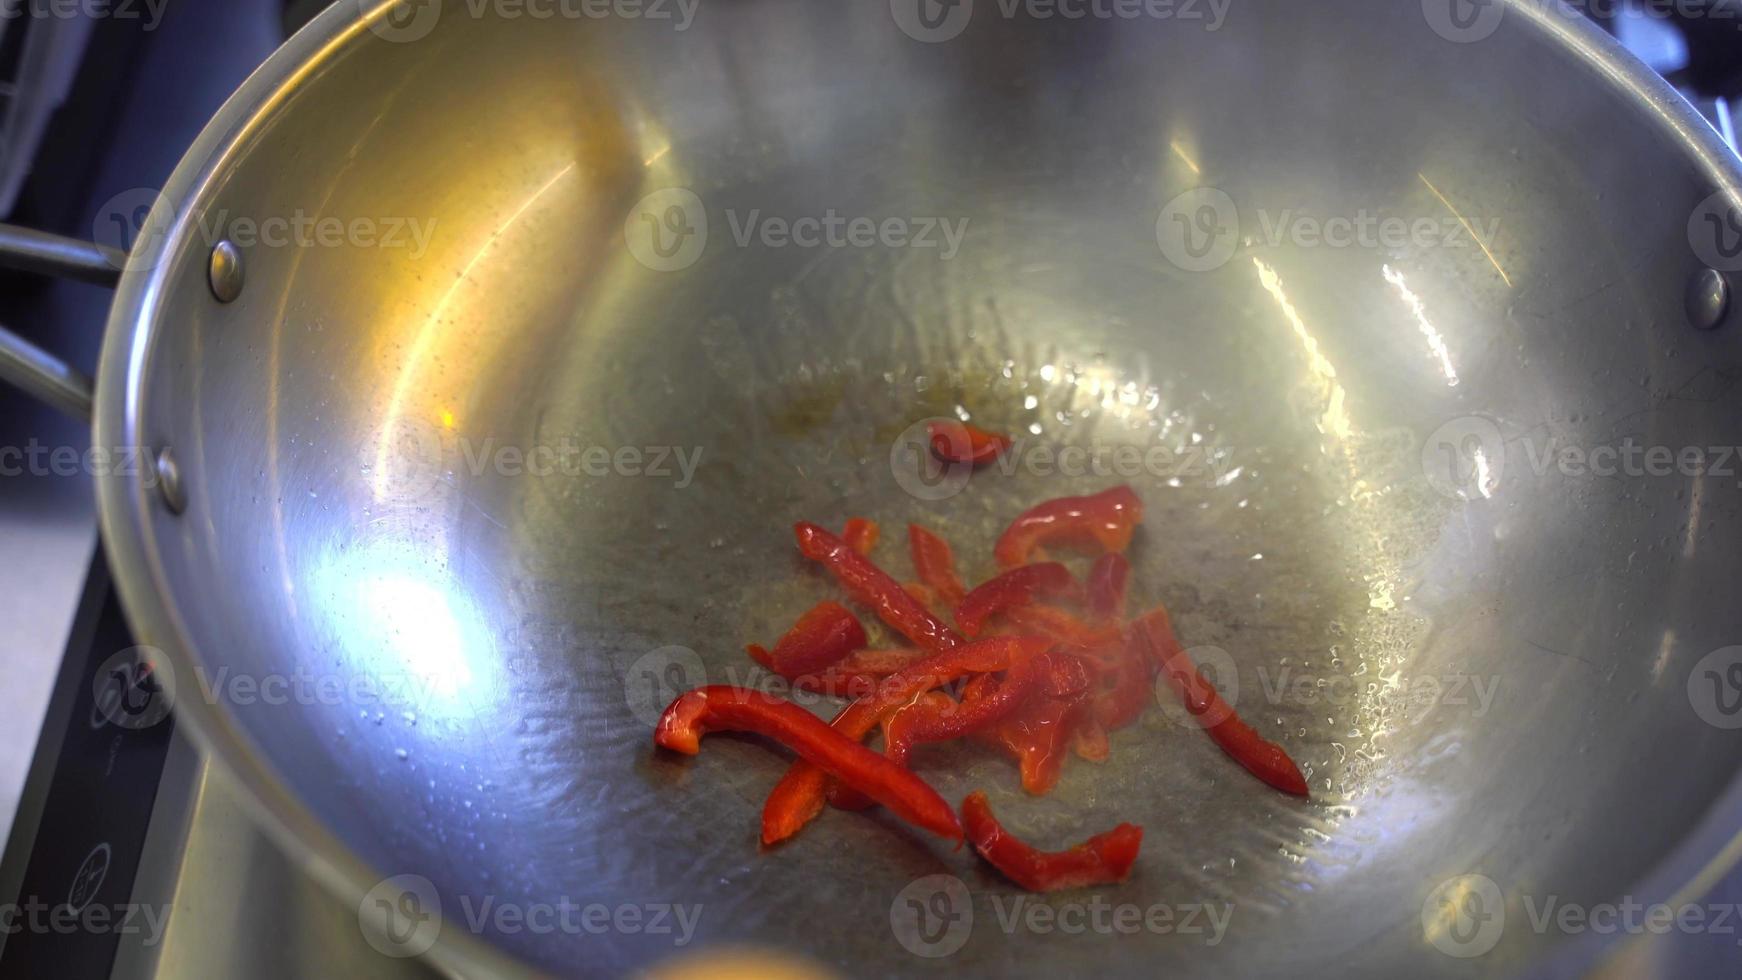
[654, 686, 962, 841]
[927, 420, 1012, 466]
[986, 688, 1086, 796]
[955, 563, 1084, 637]
[795, 522, 962, 655]
[1089, 630, 1154, 732]
[843, 517, 880, 555]
[908, 524, 967, 606]
[907, 649, 1055, 743]
[834, 650, 1060, 812]
[761, 635, 1048, 844]
[787, 647, 930, 697]
[1039, 652, 1093, 699]
[993, 485, 1145, 568]
[1086, 553, 1130, 621]
[1072, 719, 1111, 762]
[961, 791, 1142, 892]
[832, 691, 964, 813]
[1134, 608, 1310, 797]
[747, 601, 867, 680]
[1001, 605, 1123, 651]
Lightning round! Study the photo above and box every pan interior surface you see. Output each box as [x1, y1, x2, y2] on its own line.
[109, 1, 1742, 975]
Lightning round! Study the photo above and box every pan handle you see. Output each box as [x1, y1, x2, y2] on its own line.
[0, 222, 120, 421]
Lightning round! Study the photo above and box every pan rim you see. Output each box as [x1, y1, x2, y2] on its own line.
[87, 0, 1742, 975]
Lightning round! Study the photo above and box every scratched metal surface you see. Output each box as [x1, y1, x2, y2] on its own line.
[90, 0, 1742, 976]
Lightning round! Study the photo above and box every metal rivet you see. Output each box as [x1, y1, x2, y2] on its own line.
[155, 448, 186, 514]
[208, 240, 244, 303]
[1686, 267, 1728, 331]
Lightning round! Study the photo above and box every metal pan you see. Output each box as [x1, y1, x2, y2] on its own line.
[4, 0, 1742, 975]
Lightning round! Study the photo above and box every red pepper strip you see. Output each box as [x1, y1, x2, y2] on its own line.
[961, 791, 1142, 892]
[903, 581, 935, 607]
[1134, 608, 1310, 797]
[927, 420, 1012, 466]
[795, 522, 963, 655]
[788, 648, 931, 699]
[993, 485, 1145, 569]
[747, 601, 868, 680]
[955, 563, 1084, 638]
[761, 636, 1047, 844]
[1072, 719, 1111, 762]
[1002, 605, 1123, 651]
[833, 691, 961, 812]
[987, 690, 1086, 795]
[843, 517, 880, 555]
[1086, 553, 1130, 621]
[907, 650, 1055, 743]
[835, 649, 1061, 811]
[1090, 633, 1154, 732]
[1040, 653, 1093, 699]
[654, 686, 962, 841]
[908, 524, 967, 606]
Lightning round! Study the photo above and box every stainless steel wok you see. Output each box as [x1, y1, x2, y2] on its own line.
[3, 0, 1742, 975]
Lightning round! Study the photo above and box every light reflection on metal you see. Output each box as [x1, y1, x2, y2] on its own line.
[313, 546, 497, 707]
[372, 161, 578, 500]
[1382, 264, 1459, 387]
[1169, 139, 1201, 175]
[1471, 443, 1497, 500]
[1418, 173, 1513, 288]
[1684, 476, 1705, 558]
[1253, 256, 1351, 441]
